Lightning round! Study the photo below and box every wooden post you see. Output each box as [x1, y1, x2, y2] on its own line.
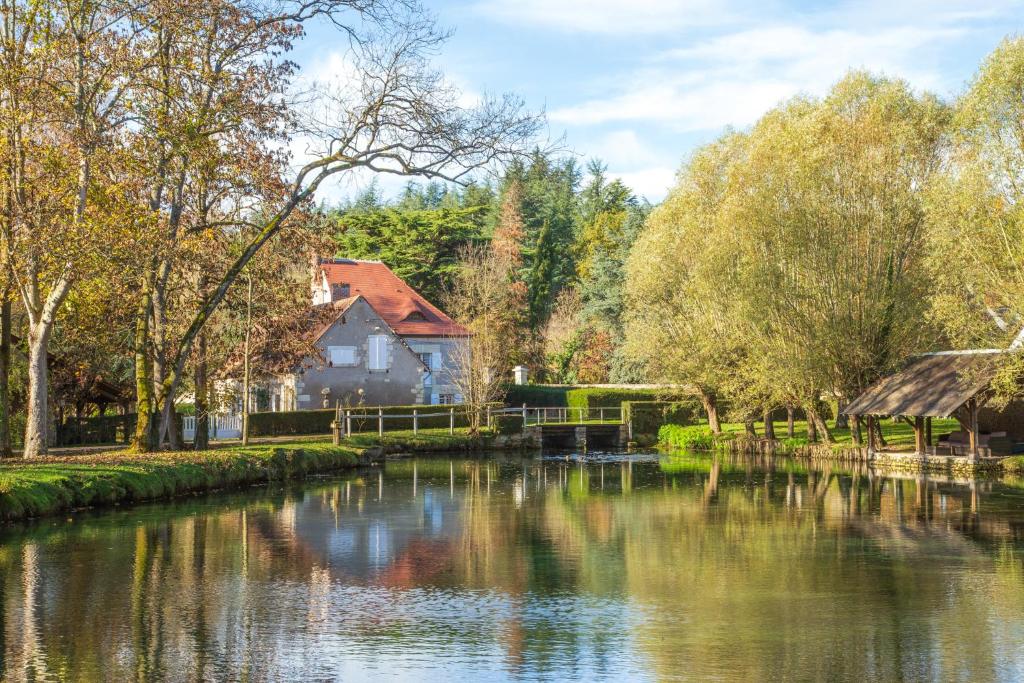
[345, 409, 351, 437]
[914, 416, 925, 455]
[600, 407, 605, 423]
[413, 409, 418, 435]
[522, 403, 527, 428]
[925, 417, 932, 452]
[968, 399, 980, 461]
[486, 405, 491, 430]
[378, 407, 383, 437]
[449, 407, 455, 434]
[866, 415, 876, 457]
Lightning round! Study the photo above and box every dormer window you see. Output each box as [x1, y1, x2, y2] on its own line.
[403, 311, 428, 322]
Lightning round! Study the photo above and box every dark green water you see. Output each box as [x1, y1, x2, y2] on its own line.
[3, 451, 1024, 681]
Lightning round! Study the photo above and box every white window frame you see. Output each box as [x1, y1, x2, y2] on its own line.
[367, 335, 390, 371]
[438, 393, 455, 405]
[328, 346, 358, 367]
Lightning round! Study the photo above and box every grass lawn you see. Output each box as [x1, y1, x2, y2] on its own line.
[716, 417, 962, 448]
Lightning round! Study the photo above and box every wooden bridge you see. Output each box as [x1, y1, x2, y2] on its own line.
[489, 407, 628, 450]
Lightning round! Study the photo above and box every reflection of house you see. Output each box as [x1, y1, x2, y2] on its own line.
[261, 259, 470, 410]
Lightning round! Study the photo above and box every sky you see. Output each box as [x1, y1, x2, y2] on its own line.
[291, 0, 1024, 204]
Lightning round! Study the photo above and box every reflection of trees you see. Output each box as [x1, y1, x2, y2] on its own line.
[0, 458, 1023, 681]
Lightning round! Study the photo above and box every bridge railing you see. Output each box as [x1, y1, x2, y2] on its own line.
[489, 406, 623, 427]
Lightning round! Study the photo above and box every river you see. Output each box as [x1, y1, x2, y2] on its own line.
[3, 451, 1024, 681]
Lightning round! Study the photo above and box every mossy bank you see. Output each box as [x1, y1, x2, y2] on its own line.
[0, 429, 497, 522]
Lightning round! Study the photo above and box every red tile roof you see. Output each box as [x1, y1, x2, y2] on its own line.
[317, 259, 469, 337]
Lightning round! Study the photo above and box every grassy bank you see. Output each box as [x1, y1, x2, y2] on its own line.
[660, 418, 962, 453]
[0, 428, 487, 522]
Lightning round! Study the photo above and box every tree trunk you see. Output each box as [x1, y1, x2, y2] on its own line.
[807, 405, 833, 444]
[851, 415, 862, 446]
[874, 419, 887, 447]
[786, 405, 795, 439]
[0, 297, 11, 457]
[763, 409, 776, 440]
[744, 420, 757, 438]
[23, 322, 51, 457]
[241, 275, 252, 446]
[194, 331, 209, 451]
[834, 401, 849, 430]
[700, 389, 721, 434]
[132, 288, 157, 452]
[807, 413, 818, 443]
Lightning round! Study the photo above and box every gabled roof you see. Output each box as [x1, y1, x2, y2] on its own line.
[317, 258, 469, 337]
[843, 350, 1004, 418]
[311, 296, 361, 343]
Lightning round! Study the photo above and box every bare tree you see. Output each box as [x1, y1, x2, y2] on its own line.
[444, 244, 523, 433]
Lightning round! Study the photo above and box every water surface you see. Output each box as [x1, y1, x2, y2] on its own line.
[3, 451, 1024, 681]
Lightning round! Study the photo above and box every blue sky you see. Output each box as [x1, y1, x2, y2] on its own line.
[293, 0, 1023, 203]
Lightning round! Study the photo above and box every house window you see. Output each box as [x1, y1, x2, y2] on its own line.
[328, 346, 357, 367]
[438, 393, 455, 405]
[417, 352, 433, 369]
[368, 335, 390, 370]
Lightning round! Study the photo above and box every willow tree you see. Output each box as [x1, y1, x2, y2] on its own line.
[727, 72, 946, 438]
[926, 37, 1024, 402]
[623, 134, 749, 433]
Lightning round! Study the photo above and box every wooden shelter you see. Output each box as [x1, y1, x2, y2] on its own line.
[844, 350, 1006, 461]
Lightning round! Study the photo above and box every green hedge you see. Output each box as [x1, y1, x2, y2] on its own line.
[247, 405, 473, 437]
[624, 400, 699, 438]
[566, 387, 685, 411]
[493, 415, 524, 435]
[502, 385, 570, 407]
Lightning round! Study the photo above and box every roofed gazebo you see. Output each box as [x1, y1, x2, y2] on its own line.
[844, 350, 1007, 462]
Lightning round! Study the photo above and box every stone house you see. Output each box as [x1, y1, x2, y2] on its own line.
[255, 258, 470, 411]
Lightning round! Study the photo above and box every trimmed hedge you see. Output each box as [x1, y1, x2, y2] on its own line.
[624, 400, 699, 439]
[502, 385, 570, 407]
[566, 387, 685, 411]
[493, 414, 524, 435]
[248, 404, 474, 437]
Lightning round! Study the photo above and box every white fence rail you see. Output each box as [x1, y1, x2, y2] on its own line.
[183, 413, 242, 441]
[488, 406, 623, 427]
[335, 406, 459, 437]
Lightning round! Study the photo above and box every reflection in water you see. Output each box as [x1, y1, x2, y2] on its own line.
[2, 453, 1024, 681]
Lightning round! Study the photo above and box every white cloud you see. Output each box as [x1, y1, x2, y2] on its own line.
[612, 166, 678, 201]
[473, 0, 736, 34]
[550, 24, 963, 131]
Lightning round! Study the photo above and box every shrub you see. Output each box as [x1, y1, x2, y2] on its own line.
[493, 414, 524, 435]
[624, 400, 699, 438]
[659, 424, 715, 451]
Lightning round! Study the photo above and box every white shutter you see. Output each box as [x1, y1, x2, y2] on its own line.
[430, 351, 442, 371]
[329, 346, 356, 366]
[368, 335, 390, 370]
[430, 393, 439, 405]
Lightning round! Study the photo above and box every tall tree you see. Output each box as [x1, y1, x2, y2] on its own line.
[927, 37, 1024, 401]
